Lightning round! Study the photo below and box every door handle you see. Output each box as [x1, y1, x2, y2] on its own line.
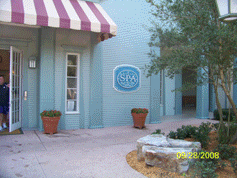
[24, 91, 27, 100]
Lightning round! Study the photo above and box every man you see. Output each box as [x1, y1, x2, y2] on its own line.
[0, 75, 9, 131]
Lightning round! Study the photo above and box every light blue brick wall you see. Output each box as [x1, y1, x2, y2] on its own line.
[100, 0, 154, 127]
[89, 33, 104, 129]
[54, 28, 91, 130]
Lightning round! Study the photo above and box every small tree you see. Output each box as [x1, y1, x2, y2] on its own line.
[145, 0, 237, 143]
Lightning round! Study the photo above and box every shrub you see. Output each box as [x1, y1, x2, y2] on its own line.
[168, 131, 176, 139]
[217, 121, 237, 144]
[167, 125, 197, 139]
[152, 129, 165, 135]
[229, 153, 237, 173]
[176, 128, 187, 139]
[192, 122, 212, 149]
[191, 159, 217, 178]
[213, 108, 236, 121]
[213, 144, 237, 160]
[167, 122, 212, 149]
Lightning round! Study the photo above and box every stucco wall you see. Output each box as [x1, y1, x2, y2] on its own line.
[101, 0, 154, 127]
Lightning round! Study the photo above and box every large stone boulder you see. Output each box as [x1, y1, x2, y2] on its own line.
[137, 134, 170, 161]
[137, 134, 201, 173]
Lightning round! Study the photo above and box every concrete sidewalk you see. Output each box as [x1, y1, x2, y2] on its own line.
[0, 118, 219, 178]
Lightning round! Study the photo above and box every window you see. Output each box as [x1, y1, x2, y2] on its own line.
[65, 53, 80, 113]
[160, 70, 164, 106]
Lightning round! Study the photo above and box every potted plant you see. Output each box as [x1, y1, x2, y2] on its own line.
[131, 108, 149, 129]
[40, 110, 62, 135]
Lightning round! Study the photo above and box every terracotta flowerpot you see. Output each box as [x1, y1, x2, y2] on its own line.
[41, 117, 60, 135]
[132, 113, 148, 129]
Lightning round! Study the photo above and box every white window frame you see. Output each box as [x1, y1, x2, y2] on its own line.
[65, 53, 80, 114]
[160, 70, 164, 106]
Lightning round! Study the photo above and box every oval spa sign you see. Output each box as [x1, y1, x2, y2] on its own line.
[113, 65, 141, 93]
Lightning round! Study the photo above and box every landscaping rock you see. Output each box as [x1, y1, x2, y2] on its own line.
[142, 145, 195, 173]
[137, 134, 170, 161]
[137, 134, 201, 173]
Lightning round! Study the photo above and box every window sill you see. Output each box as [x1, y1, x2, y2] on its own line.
[65, 112, 80, 115]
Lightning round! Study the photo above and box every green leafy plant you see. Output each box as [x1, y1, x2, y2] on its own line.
[229, 153, 237, 174]
[191, 159, 217, 178]
[213, 144, 237, 160]
[176, 128, 186, 139]
[131, 108, 149, 114]
[214, 108, 236, 122]
[152, 129, 165, 135]
[168, 130, 176, 139]
[40, 110, 62, 117]
[217, 121, 237, 144]
[192, 122, 212, 149]
[167, 125, 197, 140]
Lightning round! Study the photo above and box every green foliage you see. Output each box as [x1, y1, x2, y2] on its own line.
[192, 122, 212, 149]
[168, 130, 176, 139]
[229, 153, 237, 173]
[200, 150, 226, 169]
[214, 108, 236, 122]
[190, 149, 228, 177]
[191, 159, 217, 178]
[167, 122, 212, 149]
[131, 108, 149, 114]
[182, 125, 197, 138]
[176, 128, 187, 139]
[213, 144, 237, 160]
[217, 122, 237, 144]
[212, 144, 237, 173]
[40, 110, 62, 117]
[144, 0, 237, 125]
[167, 125, 197, 139]
[152, 129, 165, 135]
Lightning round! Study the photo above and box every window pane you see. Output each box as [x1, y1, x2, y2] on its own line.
[67, 67, 77, 77]
[67, 78, 77, 88]
[68, 55, 77, 65]
[67, 89, 77, 99]
[67, 100, 77, 111]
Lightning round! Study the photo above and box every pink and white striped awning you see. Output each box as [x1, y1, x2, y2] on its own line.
[0, 0, 117, 41]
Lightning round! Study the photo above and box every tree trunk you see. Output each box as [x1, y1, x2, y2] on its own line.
[219, 68, 237, 144]
[213, 80, 224, 131]
[209, 67, 224, 131]
[219, 68, 237, 119]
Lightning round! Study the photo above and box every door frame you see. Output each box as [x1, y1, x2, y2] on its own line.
[0, 46, 23, 132]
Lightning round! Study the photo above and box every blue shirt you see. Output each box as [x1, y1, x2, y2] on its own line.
[0, 83, 9, 106]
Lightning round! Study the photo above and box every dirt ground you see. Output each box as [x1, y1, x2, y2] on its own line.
[126, 130, 237, 178]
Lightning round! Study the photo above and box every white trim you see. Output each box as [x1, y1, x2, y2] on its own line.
[113, 64, 141, 93]
[65, 53, 80, 114]
[9, 46, 23, 132]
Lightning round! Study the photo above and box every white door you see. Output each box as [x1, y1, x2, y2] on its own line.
[9, 46, 22, 132]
